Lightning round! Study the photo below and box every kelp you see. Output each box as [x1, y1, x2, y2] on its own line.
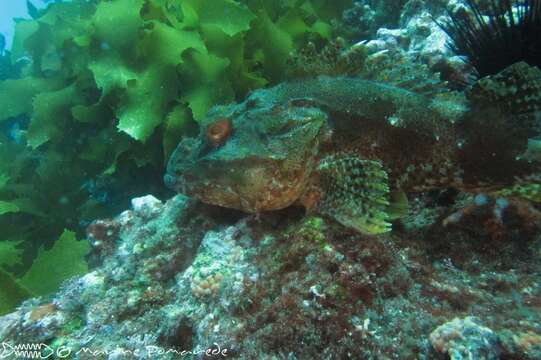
[0, 268, 32, 316]
[19, 229, 89, 296]
[0, 0, 353, 313]
[0, 230, 88, 316]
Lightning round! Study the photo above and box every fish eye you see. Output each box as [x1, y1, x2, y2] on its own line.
[245, 99, 259, 109]
[205, 118, 233, 147]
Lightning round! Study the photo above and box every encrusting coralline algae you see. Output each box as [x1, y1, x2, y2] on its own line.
[0, 191, 540, 358]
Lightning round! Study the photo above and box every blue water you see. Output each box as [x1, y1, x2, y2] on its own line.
[0, 0, 51, 50]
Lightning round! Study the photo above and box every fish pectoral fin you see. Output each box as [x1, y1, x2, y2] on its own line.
[387, 190, 409, 220]
[316, 154, 392, 235]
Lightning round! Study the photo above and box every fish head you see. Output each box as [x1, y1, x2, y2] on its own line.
[164, 93, 327, 212]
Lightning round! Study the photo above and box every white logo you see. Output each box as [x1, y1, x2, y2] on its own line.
[0, 343, 70, 359]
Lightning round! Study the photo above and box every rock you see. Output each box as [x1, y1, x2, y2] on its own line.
[430, 317, 501, 360]
[131, 194, 163, 215]
[347, 0, 475, 85]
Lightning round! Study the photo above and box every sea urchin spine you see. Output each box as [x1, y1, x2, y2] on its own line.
[438, 0, 541, 78]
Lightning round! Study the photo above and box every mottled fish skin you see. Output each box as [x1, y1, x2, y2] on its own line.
[468, 62, 541, 115]
[165, 95, 328, 213]
[166, 71, 541, 234]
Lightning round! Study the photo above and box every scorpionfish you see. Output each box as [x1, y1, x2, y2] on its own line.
[165, 62, 541, 235]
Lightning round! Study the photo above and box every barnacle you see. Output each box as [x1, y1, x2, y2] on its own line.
[191, 272, 223, 298]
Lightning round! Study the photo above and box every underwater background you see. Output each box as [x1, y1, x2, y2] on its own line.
[0, 0, 540, 359]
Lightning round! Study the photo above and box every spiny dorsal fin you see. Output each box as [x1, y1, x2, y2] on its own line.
[316, 154, 391, 235]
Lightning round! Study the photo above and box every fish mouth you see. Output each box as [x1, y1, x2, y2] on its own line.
[164, 157, 311, 213]
[164, 169, 243, 209]
[164, 173, 183, 194]
[164, 172, 192, 196]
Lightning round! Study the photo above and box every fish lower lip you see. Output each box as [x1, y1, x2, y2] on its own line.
[164, 174, 176, 189]
[164, 173, 189, 195]
[176, 176, 187, 195]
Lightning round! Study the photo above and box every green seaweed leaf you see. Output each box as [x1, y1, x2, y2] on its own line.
[27, 0, 39, 20]
[0, 77, 60, 122]
[247, 10, 293, 82]
[185, 0, 255, 36]
[201, 26, 267, 95]
[39, 2, 94, 50]
[19, 229, 89, 296]
[0, 172, 9, 188]
[180, 50, 233, 121]
[140, 21, 207, 66]
[27, 84, 81, 148]
[71, 101, 112, 124]
[163, 104, 193, 160]
[89, 55, 138, 96]
[0, 240, 23, 268]
[0, 201, 19, 215]
[0, 268, 32, 316]
[92, 0, 145, 51]
[116, 64, 178, 141]
[91, 55, 180, 141]
[10, 19, 39, 61]
[177, 2, 199, 29]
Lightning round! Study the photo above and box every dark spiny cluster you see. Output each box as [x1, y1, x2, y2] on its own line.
[439, 0, 541, 78]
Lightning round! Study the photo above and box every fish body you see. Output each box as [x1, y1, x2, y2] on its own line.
[165, 66, 541, 234]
